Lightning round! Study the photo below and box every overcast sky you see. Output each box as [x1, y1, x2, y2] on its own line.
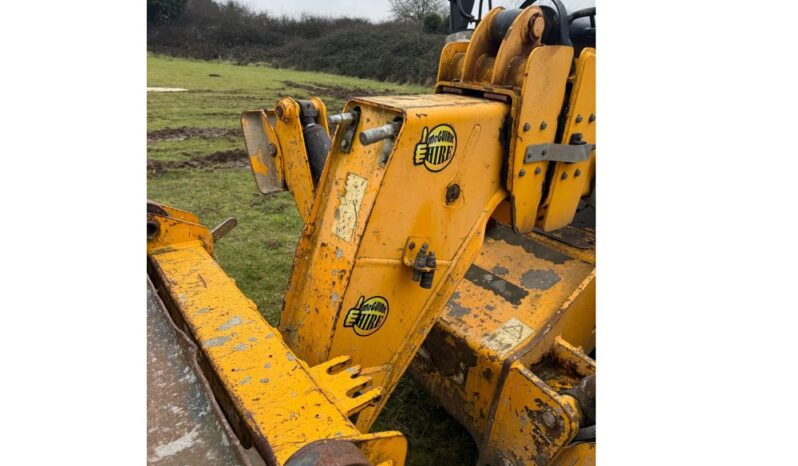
[242, 0, 528, 22]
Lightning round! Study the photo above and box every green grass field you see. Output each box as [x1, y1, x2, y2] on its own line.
[147, 55, 477, 465]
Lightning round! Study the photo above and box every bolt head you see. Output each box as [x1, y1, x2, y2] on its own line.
[561, 172, 568, 180]
[445, 184, 461, 204]
[540, 121, 547, 130]
[529, 14, 545, 40]
[523, 122, 531, 132]
[588, 113, 596, 123]
[575, 169, 582, 177]
[575, 114, 583, 123]
[519, 169, 526, 177]
[534, 167, 542, 175]
[276, 103, 289, 121]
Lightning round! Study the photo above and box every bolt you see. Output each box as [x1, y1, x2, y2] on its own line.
[588, 113, 596, 123]
[561, 172, 568, 180]
[445, 184, 461, 204]
[519, 169, 526, 177]
[534, 167, 542, 175]
[328, 111, 355, 127]
[360, 121, 401, 146]
[529, 13, 545, 40]
[575, 169, 582, 177]
[523, 122, 531, 132]
[267, 143, 277, 157]
[147, 221, 159, 240]
[276, 103, 288, 121]
[412, 243, 429, 282]
[540, 121, 548, 130]
[420, 252, 437, 289]
[408, 241, 416, 250]
[576, 114, 583, 123]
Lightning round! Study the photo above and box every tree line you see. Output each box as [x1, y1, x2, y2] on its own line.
[147, 0, 451, 85]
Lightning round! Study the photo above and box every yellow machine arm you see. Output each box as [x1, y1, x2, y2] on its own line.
[149, 4, 596, 465]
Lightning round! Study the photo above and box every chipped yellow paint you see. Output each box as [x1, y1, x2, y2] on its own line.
[435, 41, 468, 82]
[171, 6, 597, 464]
[409, 224, 595, 465]
[147, 202, 213, 255]
[488, 361, 581, 465]
[539, 48, 597, 231]
[241, 109, 286, 195]
[279, 93, 511, 431]
[481, 317, 535, 357]
[274, 97, 317, 223]
[331, 173, 368, 242]
[147, 208, 407, 465]
[508, 46, 574, 233]
[551, 442, 595, 466]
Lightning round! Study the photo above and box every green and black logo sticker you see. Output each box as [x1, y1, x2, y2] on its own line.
[413, 124, 457, 172]
[343, 295, 389, 336]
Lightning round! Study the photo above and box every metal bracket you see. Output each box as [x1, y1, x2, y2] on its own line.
[524, 142, 595, 164]
[211, 217, 238, 242]
[338, 107, 361, 154]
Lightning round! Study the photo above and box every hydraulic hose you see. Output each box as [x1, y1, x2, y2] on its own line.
[574, 424, 596, 442]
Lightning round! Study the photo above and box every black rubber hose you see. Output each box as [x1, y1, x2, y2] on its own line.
[455, 0, 476, 21]
[574, 424, 596, 442]
[568, 7, 595, 23]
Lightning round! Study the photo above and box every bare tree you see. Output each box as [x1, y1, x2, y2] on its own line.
[389, 0, 448, 23]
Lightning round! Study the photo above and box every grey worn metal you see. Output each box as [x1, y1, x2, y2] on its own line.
[524, 143, 595, 164]
[242, 110, 284, 195]
[338, 108, 360, 154]
[211, 217, 238, 241]
[359, 122, 401, 146]
[327, 112, 355, 127]
[147, 279, 264, 466]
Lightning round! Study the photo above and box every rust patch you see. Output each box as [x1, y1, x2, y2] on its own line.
[524, 398, 566, 443]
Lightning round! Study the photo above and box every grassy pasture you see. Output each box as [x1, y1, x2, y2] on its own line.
[147, 55, 476, 465]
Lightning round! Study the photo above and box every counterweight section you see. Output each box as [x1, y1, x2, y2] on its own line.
[410, 221, 595, 465]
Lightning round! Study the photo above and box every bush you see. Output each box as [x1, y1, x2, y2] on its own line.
[423, 13, 442, 33]
[147, 1, 446, 84]
[147, 0, 187, 25]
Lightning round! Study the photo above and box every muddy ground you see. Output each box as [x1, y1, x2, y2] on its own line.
[148, 126, 242, 143]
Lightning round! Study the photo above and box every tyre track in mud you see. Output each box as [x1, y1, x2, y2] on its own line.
[148, 126, 242, 143]
[148, 126, 247, 175]
[147, 149, 248, 175]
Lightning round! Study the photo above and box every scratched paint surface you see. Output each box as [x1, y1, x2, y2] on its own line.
[149, 241, 363, 464]
[409, 223, 595, 456]
[332, 173, 367, 242]
[146, 282, 245, 466]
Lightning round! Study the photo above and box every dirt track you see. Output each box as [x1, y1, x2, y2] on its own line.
[281, 80, 399, 101]
[147, 127, 242, 143]
[147, 149, 248, 175]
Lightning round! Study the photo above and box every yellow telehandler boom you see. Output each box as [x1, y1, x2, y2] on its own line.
[148, 2, 596, 465]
